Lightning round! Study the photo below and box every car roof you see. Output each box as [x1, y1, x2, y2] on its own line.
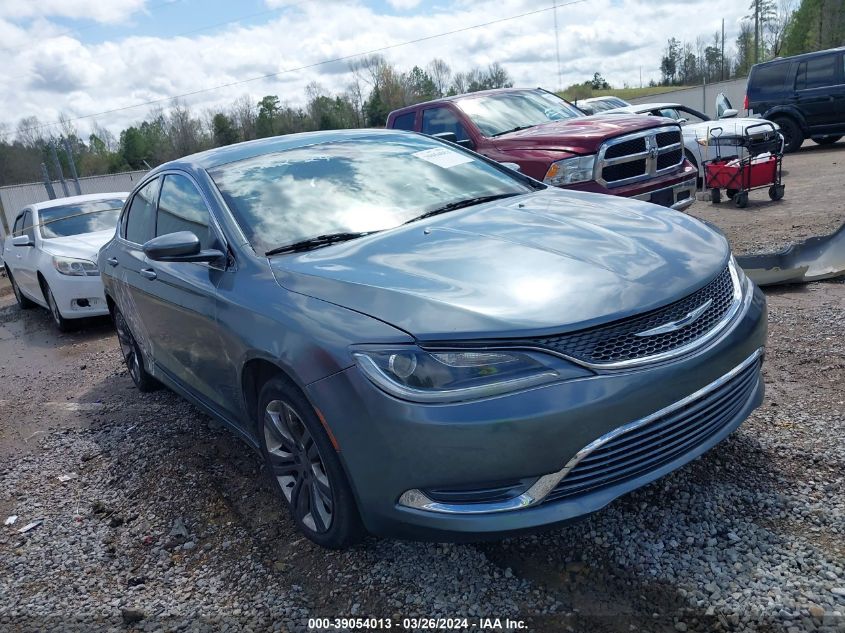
[388, 87, 547, 117]
[578, 96, 623, 104]
[608, 103, 683, 113]
[754, 46, 845, 67]
[159, 128, 441, 171]
[28, 192, 128, 213]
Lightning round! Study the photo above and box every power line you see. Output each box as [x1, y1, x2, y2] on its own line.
[11, 0, 588, 135]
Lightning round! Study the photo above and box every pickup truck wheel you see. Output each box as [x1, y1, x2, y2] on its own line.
[773, 117, 803, 153]
[7, 268, 36, 309]
[812, 136, 841, 146]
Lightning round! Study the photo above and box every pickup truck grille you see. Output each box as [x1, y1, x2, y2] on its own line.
[597, 125, 684, 188]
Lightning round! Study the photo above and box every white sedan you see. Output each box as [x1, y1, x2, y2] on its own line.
[601, 98, 781, 181]
[3, 193, 127, 331]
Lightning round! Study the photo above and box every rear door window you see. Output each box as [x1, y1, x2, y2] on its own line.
[421, 107, 470, 142]
[796, 54, 838, 90]
[156, 174, 213, 250]
[392, 111, 416, 131]
[751, 63, 790, 95]
[124, 178, 160, 244]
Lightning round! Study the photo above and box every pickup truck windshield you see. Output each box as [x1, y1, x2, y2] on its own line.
[456, 90, 584, 137]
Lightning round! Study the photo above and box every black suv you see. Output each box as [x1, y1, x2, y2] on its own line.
[746, 47, 845, 152]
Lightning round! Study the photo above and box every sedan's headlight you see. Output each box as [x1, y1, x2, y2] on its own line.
[353, 347, 588, 403]
[543, 155, 596, 186]
[52, 256, 99, 276]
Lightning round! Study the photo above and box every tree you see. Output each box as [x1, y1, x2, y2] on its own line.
[256, 95, 280, 138]
[783, 0, 845, 55]
[590, 72, 610, 90]
[427, 58, 451, 97]
[119, 127, 147, 169]
[212, 113, 239, 146]
[660, 38, 680, 84]
[734, 21, 755, 77]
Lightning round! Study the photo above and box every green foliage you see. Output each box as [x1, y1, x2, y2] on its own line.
[212, 113, 239, 146]
[783, 0, 845, 56]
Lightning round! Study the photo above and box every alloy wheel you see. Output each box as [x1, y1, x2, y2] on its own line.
[47, 289, 62, 327]
[11, 276, 23, 304]
[263, 399, 334, 533]
[114, 311, 142, 385]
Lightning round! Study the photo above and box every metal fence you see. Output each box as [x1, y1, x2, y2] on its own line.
[628, 77, 748, 119]
[0, 170, 148, 237]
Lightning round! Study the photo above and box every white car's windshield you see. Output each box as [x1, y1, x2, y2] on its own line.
[38, 199, 124, 238]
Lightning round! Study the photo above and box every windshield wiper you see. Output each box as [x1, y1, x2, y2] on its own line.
[265, 231, 377, 256]
[404, 193, 522, 224]
[491, 125, 536, 137]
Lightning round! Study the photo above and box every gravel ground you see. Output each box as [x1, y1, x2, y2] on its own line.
[1, 143, 844, 633]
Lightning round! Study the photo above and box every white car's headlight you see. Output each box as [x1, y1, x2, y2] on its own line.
[353, 347, 587, 403]
[543, 155, 596, 186]
[52, 256, 99, 276]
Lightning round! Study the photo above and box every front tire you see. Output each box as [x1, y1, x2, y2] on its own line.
[113, 307, 159, 392]
[773, 117, 803, 153]
[257, 376, 363, 549]
[44, 283, 71, 332]
[7, 269, 35, 309]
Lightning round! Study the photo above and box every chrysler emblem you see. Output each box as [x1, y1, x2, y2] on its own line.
[635, 299, 713, 337]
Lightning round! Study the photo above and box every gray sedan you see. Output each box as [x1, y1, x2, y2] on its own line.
[98, 129, 767, 548]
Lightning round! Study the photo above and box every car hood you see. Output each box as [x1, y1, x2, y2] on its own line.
[270, 189, 729, 340]
[40, 229, 114, 261]
[492, 115, 669, 154]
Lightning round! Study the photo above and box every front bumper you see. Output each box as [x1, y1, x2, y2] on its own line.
[44, 269, 109, 319]
[567, 161, 698, 210]
[307, 281, 767, 541]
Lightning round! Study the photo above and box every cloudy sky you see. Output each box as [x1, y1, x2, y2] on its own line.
[0, 0, 751, 139]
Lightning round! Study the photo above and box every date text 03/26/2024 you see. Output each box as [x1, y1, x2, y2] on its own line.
[307, 617, 528, 630]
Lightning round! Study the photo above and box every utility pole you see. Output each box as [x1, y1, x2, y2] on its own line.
[754, 0, 760, 65]
[553, 0, 562, 92]
[62, 138, 82, 196]
[721, 18, 725, 81]
[49, 142, 70, 197]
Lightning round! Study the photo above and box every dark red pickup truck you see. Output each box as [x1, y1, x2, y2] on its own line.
[387, 88, 697, 210]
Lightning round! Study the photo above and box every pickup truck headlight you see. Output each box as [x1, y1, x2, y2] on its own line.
[543, 155, 596, 186]
[353, 347, 586, 403]
[52, 256, 99, 276]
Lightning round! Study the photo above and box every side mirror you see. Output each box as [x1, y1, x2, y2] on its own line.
[499, 162, 522, 173]
[12, 235, 33, 247]
[720, 109, 738, 119]
[456, 139, 475, 150]
[143, 231, 224, 263]
[432, 132, 457, 143]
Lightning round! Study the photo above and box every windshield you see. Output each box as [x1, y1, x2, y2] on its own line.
[592, 98, 629, 111]
[38, 199, 124, 238]
[455, 90, 583, 137]
[209, 134, 537, 254]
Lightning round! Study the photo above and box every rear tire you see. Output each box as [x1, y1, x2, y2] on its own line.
[257, 375, 363, 549]
[769, 184, 785, 201]
[773, 117, 803, 153]
[113, 307, 159, 392]
[812, 136, 842, 146]
[7, 268, 35, 309]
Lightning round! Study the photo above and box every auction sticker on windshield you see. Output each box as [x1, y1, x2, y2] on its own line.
[412, 147, 474, 169]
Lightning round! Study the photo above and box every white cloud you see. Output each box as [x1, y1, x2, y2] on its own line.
[387, 0, 424, 9]
[0, 0, 149, 24]
[0, 0, 751, 139]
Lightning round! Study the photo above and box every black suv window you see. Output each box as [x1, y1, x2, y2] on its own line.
[124, 178, 160, 244]
[421, 107, 470, 142]
[392, 111, 416, 131]
[796, 54, 838, 90]
[750, 63, 790, 95]
[156, 174, 213, 250]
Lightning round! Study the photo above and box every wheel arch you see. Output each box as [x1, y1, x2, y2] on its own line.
[765, 107, 808, 134]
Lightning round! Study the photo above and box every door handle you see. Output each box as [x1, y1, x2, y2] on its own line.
[107, 257, 118, 267]
[140, 268, 157, 281]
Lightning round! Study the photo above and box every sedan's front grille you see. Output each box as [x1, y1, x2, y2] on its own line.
[597, 125, 684, 188]
[528, 265, 736, 365]
[543, 357, 761, 503]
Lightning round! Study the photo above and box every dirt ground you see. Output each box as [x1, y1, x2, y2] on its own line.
[0, 139, 843, 632]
